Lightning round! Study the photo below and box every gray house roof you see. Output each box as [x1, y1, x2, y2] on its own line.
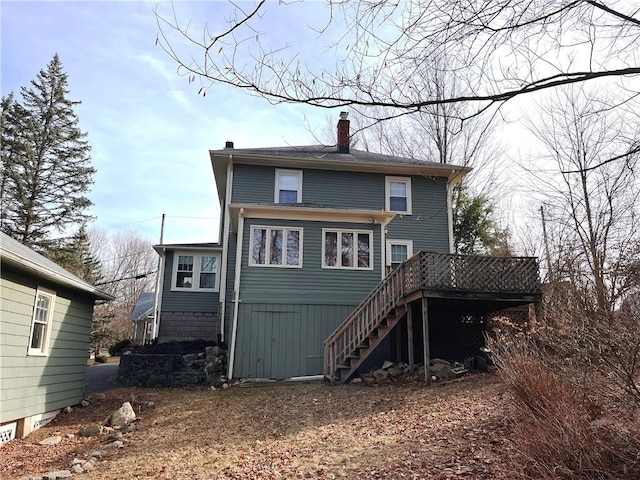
[153, 242, 222, 255]
[210, 144, 471, 205]
[0, 232, 114, 301]
[130, 291, 155, 320]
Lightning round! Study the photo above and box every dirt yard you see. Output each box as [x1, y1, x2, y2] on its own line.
[1, 373, 515, 479]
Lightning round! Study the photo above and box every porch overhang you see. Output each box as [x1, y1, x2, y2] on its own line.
[227, 203, 397, 232]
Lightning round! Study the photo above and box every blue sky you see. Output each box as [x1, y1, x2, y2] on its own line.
[1, 1, 332, 244]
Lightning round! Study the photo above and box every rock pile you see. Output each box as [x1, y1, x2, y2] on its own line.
[18, 401, 139, 480]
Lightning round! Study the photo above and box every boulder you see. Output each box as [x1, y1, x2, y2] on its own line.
[43, 471, 72, 480]
[387, 366, 404, 377]
[430, 362, 456, 380]
[39, 436, 62, 445]
[108, 402, 136, 427]
[373, 369, 389, 380]
[79, 425, 102, 437]
[382, 360, 394, 370]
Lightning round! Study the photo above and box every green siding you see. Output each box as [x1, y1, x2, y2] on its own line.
[385, 175, 450, 252]
[0, 266, 95, 424]
[160, 251, 220, 313]
[239, 219, 382, 305]
[233, 303, 356, 378]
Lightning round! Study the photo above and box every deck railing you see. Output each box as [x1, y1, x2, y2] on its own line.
[403, 252, 541, 295]
[323, 252, 541, 383]
[323, 263, 406, 383]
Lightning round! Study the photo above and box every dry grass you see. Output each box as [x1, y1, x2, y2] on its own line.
[1, 374, 514, 480]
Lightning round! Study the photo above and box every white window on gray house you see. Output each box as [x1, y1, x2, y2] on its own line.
[385, 176, 412, 214]
[172, 253, 219, 291]
[28, 288, 55, 355]
[250, 226, 302, 267]
[275, 169, 303, 204]
[386, 239, 414, 267]
[323, 229, 373, 270]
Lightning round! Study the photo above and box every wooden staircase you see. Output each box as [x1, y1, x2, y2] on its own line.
[324, 265, 407, 385]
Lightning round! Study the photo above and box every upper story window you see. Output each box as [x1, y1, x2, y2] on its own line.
[250, 226, 303, 268]
[323, 229, 373, 270]
[385, 176, 412, 214]
[172, 252, 220, 291]
[275, 169, 302, 204]
[28, 288, 55, 356]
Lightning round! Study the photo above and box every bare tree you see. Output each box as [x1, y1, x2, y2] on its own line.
[88, 228, 157, 353]
[155, 0, 640, 166]
[526, 85, 640, 315]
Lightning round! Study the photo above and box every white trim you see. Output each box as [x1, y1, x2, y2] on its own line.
[385, 176, 412, 214]
[27, 287, 55, 356]
[274, 169, 303, 204]
[152, 249, 165, 340]
[228, 209, 245, 380]
[386, 239, 414, 266]
[170, 251, 221, 292]
[380, 226, 386, 280]
[219, 158, 233, 342]
[248, 225, 303, 268]
[321, 228, 374, 270]
[228, 204, 395, 230]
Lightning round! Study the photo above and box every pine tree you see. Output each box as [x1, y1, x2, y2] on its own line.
[0, 54, 95, 253]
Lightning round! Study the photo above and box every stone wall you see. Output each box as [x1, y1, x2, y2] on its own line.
[158, 311, 220, 343]
[117, 346, 227, 388]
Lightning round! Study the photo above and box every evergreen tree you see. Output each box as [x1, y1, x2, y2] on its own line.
[452, 182, 510, 256]
[46, 225, 103, 283]
[0, 54, 95, 253]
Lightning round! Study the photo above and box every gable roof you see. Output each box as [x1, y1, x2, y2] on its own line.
[210, 145, 471, 205]
[131, 291, 155, 320]
[0, 232, 114, 301]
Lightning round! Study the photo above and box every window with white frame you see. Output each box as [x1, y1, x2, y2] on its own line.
[172, 253, 220, 291]
[28, 288, 55, 355]
[275, 169, 303, 204]
[250, 226, 302, 267]
[323, 229, 373, 270]
[385, 176, 412, 214]
[386, 239, 414, 267]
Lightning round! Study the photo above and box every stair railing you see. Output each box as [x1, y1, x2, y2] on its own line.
[323, 263, 407, 383]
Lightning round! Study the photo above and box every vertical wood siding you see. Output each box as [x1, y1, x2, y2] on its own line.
[0, 267, 94, 424]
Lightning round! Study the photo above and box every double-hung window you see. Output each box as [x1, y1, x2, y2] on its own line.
[323, 229, 373, 270]
[172, 253, 219, 291]
[275, 169, 302, 204]
[385, 176, 412, 214]
[386, 239, 414, 267]
[250, 226, 302, 267]
[28, 288, 55, 355]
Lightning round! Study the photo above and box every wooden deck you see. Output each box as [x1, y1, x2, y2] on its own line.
[324, 252, 541, 384]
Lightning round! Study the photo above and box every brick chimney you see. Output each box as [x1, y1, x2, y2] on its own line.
[337, 112, 349, 154]
[225, 141, 234, 149]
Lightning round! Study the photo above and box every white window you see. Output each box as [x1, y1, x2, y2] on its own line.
[172, 253, 220, 291]
[385, 176, 412, 214]
[323, 229, 373, 270]
[275, 169, 303, 204]
[386, 239, 414, 267]
[250, 226, 303, 268]
[28, 288, 55, 355]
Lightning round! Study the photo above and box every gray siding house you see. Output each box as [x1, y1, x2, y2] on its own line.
[0, 232, 113, 441]
[155, 114, 533, 381]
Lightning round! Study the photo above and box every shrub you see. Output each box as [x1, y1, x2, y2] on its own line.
[109, 339, 132, 357]
[94, 355, 108, 363]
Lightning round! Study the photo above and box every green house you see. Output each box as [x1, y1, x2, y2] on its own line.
[152, 114, 541, 383]
[0, 232, 113, 441]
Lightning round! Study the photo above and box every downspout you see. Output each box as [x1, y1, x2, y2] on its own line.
[227, 207, 245, 380]
[218, 157, 234, 342]
[380, 222, 386, 280]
